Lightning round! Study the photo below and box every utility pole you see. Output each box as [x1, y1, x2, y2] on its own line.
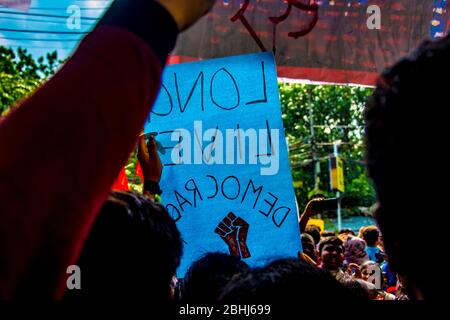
[308, 88, 319, 191]
[333, 142, 342, 231]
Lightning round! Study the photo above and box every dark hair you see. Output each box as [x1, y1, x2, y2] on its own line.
[318, 236, 344, 254]
[301, 233, 315, 245]
[365, 34, 450, 299]
[310, 193, 326, 200]
[361, 226, 379, 247]
[180, 252, 249, 303]
[219, 259, 363, 305]
[67, 191, 182, 301]
[340, 278, 370, 300]
[305, 225, 321, 245]
[301, 233, 318, 262]
[339, 228, 355, 236]
[321, 231, 336, 238]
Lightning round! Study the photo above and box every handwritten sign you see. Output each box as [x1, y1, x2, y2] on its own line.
[144, 53, 301, 276]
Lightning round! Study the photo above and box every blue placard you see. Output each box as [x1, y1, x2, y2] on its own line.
[145, 53, 301, 277]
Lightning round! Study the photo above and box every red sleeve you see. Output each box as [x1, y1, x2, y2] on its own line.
[0, 26, 163, 298]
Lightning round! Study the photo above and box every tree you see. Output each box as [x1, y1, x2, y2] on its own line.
[0, 46, 58, 117]
[279, 83, 376, 218]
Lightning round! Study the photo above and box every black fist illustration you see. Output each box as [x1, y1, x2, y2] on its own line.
[215, 212, 250, 259]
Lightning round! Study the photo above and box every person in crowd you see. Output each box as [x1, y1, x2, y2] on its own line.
[339, 228, 355, 236]
[357, 226, 366, 239]
[298, 195, 343, 255]
[321, 231, 336, 237]
[318, 236, 346, 280]
[65, 125, 175, 300]
[299, 195, 329, 245]
[318, 236, 378, 298]
[359, 259, 397, 301]
[365, 34, 450, 299]
[65, 191, 183, 303]
[299, 196, 325, 233]
[180, 252, 249, 303]
[219, 258, 364, 308]
[337, 228, 354, 244]
[381, 259, 397, 290]
[301, 233, 318, 263]
[343, 235, 369, 266]
[305, 225, 321, 247]
[361, 226, 384, 263]
[0, 0, 216, 298]
[138, 133, 163, 201]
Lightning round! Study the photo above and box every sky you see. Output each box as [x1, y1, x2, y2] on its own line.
[0, 0, 112, 60]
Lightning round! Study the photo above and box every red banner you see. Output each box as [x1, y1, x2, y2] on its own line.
[173, 0, 448, 85]
[112, 167, 130, 191]
[0, 0, 31, 12]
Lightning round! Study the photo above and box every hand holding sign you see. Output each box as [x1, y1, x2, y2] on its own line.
[137, 134, 163, 183]
[138, 133, 163, 200]
[215, 212, 251, 259]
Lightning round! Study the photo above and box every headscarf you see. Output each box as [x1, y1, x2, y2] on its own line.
[344, 236, 369, 265]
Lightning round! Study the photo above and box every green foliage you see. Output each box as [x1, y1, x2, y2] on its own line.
[0, 46, 58, 117]
[125, 150, 144, 193]
[279, 82, 376, 217]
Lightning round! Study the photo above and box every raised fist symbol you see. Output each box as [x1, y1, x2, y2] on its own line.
[215, 212, 251, 259]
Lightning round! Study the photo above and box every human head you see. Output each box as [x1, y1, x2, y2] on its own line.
[318, 236, 345, 271]
[340, 278, 370, 300]
[339, 228, 355, 236]
[67, 191, 183, 301]
[361, 225, 379, 247]
[343, 236, 369, 266]
[181, 252, 249, 303]
[365, 34, 450, 299]
[338, 228, 354, 243]
[301, 233, 318, 262]
[310, 193, 326, 200]
[219, 258, 362, 306]
[305, 225, 321, 245]
[321, 231, 336, 238]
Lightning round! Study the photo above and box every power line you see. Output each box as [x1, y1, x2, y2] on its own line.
[0, 10, 98, 20]
[28, 7, 108, 11]
[0, 6, 107, 11]
[0, 36, 81, 42]
[317, 142, 359, 146]
[0, 28, 88, 34]
[0, 15, 93, 25]
[313, 125, 364, 129]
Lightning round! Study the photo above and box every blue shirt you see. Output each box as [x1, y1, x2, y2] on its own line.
[366, 246, 381, 262]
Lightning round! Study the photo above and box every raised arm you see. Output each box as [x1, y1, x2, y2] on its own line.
[0, 0, 215, 299]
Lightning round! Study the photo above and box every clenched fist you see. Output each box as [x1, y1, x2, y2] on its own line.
[156, 0, 217, 31]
